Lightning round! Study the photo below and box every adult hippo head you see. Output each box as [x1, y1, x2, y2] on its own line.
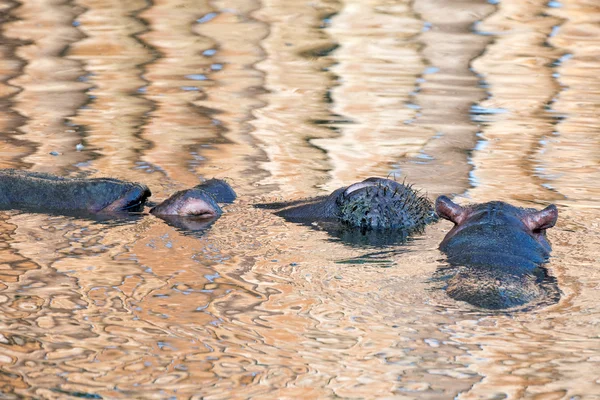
[435, 196, 559, 310]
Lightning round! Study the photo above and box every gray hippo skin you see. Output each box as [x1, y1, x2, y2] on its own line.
[269, 177, 437, 233]
[435, 196, 559, 309]
[149, 179, 235, 218]
[149, 179, 236, 230]
[0, 170, 234, 228]
[0, 169, 151, 214]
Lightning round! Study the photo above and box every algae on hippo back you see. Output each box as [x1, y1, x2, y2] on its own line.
[336, 177, 437, 232]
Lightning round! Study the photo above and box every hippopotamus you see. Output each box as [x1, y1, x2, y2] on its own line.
[435, 196, 559, 309]
[0, 170, 234, 224]
[0, 170, 152, 214]
[149, 178, 236, 230]
[263, 177, 437, 238]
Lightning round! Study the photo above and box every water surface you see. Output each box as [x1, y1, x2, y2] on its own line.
[0, 0, 598, 398]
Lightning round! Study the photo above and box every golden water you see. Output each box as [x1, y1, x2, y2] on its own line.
[0, 0, 598, 398]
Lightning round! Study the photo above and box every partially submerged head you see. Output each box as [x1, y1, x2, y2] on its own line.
[335, 177, 437, 231]
[150, 188, 223, 218]
[434, 196, 559, 310]
[435, 196, 558, 252]
[82, 180, 151, 214]
[149, 179, 235, 219]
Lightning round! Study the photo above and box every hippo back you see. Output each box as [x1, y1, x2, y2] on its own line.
[436, 197, 559, 310]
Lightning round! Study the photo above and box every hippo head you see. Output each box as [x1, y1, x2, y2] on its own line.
[335, 177, 437, 231]
[148, 179, 236, 231]
[149, 188, 222, 218]
[434, 196, 559, 310]
[435, 196, 558, 252]
[89, 181, 151, 214]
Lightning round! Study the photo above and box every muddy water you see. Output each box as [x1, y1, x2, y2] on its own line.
[0, 0, 598, 397]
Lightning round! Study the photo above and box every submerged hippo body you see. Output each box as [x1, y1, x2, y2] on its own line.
[0, 170, 234, 227]
[435, 196, 559, 309]
[269, 177, 437, 236]
[0, 170, 151, 214]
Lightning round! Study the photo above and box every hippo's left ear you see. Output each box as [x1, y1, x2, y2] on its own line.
[522, 204, 558, 231]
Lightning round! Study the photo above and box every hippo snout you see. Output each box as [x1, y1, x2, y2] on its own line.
[149, 188, 223, 218]
[102, 184, 151, 213]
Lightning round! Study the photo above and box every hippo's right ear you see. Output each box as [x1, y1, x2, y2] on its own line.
[435, 196, 466, 225]
[522, 204, 558, 231]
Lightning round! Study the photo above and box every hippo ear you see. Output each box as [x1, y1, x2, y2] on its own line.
[522, 204, 558, 231]
[435, 196, 466, 225]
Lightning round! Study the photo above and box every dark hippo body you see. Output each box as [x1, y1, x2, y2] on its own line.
[435, 196, 559, 309]
[267, 177, 437, 236]
[0, 170, 151, 214]
[0, 171, 235, 229]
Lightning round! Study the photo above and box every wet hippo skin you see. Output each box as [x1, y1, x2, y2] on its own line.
[0, 170, 234, 227]
[0, 169, 151, 214]
[263, 177, 438, 234]
[435, 196, 559, 309]
[149, 179, 237, 230]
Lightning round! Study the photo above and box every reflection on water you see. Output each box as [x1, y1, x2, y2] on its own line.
[0, 0, 599, 397]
